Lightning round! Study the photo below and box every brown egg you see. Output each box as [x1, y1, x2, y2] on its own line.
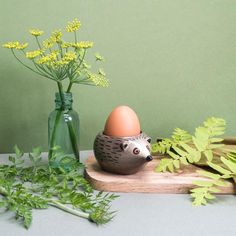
[104, 106, 141, 137]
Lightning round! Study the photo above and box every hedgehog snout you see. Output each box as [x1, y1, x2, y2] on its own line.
[146, 155, 153, 162]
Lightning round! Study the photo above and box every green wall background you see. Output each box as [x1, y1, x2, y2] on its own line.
[1, 0, 236, 153]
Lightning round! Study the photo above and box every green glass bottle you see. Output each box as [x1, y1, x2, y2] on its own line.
[48, 92, 80, 170]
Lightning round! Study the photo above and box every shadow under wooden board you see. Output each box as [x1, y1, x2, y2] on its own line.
[84, 138, 236, 194]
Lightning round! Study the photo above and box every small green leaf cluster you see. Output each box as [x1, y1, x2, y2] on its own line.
[0, 146, 118, 229]
[154, 117, 225, 172]
[190, 152, 236, 206]
[151, 128, 192, 154]
[153, 117, 236, 206]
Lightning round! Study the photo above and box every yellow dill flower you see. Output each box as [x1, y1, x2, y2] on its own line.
[2, 41, 19, 49]
[37, 51, 58, 64]
[66, 18, 81, 32]
[55, 60, 69, 66]
[51, 30, 62, 43]
[29, 29, 44, 36]
[15, 43, 28, 50]
[26, 50, 42, 59]
[43, 37, 56, 49]
[88, 73, 109, 88]
[73, 41, 93, 49]
[63, 51, 76, 62]
[95, 53, 104, 61]
[61, 42, 73, 48]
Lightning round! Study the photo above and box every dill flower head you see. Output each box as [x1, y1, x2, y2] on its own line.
[73, 41, 93, 49]
[66, 18, 81, 32]
[61, 42, 73, 48]
[15, 43, 28, 50]
[43, 37, 56, 49]
[26, 49, 42, 59]
[63, 51, 76, 62]
[2, 41, 20, 49]
[37, 51, 58, 65]
[29, 29, 44, 36]
[87, 72, 109, 88]
[51, 30, 62, 43]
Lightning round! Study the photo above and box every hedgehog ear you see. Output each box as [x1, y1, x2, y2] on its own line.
[120, 142, 129, 151]
[146, 137, 152, 143]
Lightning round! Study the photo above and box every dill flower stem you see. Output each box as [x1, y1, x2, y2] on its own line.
[11, 49, 46, 77]
[66, 82, 73, 93]
[74, 32, 77, 43]
[36, 37, 42, 50]
[48, 199, 89, 219]
[66, 50, 86, 93]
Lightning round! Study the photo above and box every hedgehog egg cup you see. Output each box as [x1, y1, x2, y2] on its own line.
[93, 106, 153, 175]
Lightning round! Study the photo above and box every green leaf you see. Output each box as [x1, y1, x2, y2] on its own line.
[209, 187, 220, 193]
[192, 180, 213, 187]
[14, 145, 23, 158]
[9, 155, 16, 164]
[167, 150, 180, 160]
[173, 160, 180, 169]
[197, 170, 220, 180]
[23, 209, 32, 229]
[209, 138, 224, 143]
[220, 156, 236, 174]
[193, 134, 207, 151]
[207, 161, 232, 175]
[155, 159, 173, 172]
[190, 187, 207, 193]
[204, 150, 213, 162]
[32, 147, 41, 156]
[186, 154, 194, 163]
[171, 146, 187, 157]
[213, 180, 227, 187]
[208, 144, 225, 149]
[179, 142, 195, 154]
[167, 162, 174, 172]
[205, 193, 216, 200]
[179, 156, 189, 165]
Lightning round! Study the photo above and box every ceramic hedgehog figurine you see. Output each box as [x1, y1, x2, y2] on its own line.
[94, 132, 152, 175]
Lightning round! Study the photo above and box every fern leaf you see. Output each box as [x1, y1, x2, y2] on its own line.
[167, 150, 180, 160]
[192, 180, 213, 187]
[207, 161, 232, 175]
[171, 146, 187, 157]
[203, 150, 213, 162]
[155, 159, 173, 172]
[167, 162, 174, 172]
[213, 179, 228, 187]
[173, 160, 180, 169]
[197, 170, 220, 180]
[220, 156, 236, 174]
[179, 156, 189, 165]
[204, 193, 216, 200]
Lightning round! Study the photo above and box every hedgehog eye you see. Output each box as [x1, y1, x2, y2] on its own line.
[147, 138, 152, 143]
[133, 148, 140, 155]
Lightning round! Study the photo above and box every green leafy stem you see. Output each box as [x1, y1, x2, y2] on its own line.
[0, 146, 118, 229]
[152, 117, 236, 206]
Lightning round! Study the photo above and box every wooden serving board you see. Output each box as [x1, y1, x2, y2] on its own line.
[84, 155, 235, 194]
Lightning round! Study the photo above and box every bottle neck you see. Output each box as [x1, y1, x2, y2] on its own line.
[55, 92, 73, 110]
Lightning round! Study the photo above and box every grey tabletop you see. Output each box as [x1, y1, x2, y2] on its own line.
[0, 150, 236, 236]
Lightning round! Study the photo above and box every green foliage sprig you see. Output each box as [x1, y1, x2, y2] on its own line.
[0, 146, 118, 229]
[153, 117, 226, 172]
[152, 117, 236, 205]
